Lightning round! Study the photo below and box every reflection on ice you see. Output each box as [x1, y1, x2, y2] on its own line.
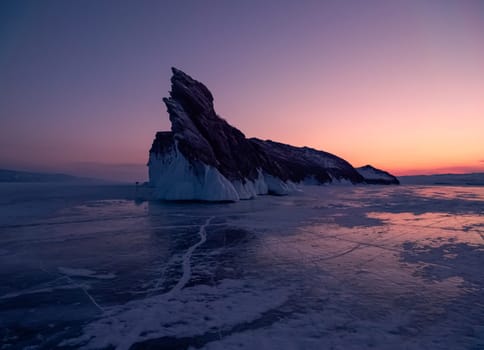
[0, 184, 483, 349]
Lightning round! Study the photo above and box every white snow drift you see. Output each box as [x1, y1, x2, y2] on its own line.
[148, 144, 296, 201]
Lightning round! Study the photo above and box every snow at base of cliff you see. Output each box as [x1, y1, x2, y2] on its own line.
[148, 144, 366, 202]
[148, 145, 294, 201]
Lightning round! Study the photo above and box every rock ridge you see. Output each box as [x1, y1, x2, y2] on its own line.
[148, 68, 398, 201]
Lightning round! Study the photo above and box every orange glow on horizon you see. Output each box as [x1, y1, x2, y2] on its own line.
[1, 1, 483, 181]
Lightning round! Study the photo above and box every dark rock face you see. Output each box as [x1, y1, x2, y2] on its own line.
[356, 165, 400, 185]
[250, 139, 364, 184]
[149, 68, 398, 200]
[161, 68, 265, 182]
[149, 131, 174, 155]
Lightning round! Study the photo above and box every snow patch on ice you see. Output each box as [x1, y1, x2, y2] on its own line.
[64, 278, 291, 350]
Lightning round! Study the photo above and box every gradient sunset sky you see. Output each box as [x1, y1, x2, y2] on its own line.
[1, 0, 483, 181]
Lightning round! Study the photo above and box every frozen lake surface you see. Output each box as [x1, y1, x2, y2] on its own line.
[0, 183, 483, 349]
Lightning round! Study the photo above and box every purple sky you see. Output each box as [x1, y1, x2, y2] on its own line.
[1, 0, 483, 181]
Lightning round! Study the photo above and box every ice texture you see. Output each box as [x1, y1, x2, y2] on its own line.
[0, 183, 483, 349]
[58, 267, 116, 280]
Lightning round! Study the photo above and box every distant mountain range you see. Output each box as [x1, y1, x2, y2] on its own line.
[0, 169, 104, 183]
[399, 173, 484, 186]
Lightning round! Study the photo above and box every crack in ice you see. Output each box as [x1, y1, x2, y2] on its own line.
[168, 216, 214, 295]
[74, 216, 216, 350]
[61, 275, 104, 313]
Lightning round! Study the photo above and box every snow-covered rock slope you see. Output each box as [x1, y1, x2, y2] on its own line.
[148, 68, 399, 201]
[356, 165, 400, 185]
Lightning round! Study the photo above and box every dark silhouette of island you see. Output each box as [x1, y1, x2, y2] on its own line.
[399, 173, 484, 186]
[148, 68, 399, 201]
[0, 169, 80, 183]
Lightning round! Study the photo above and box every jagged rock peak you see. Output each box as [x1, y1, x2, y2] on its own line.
[165, 67, 215, 115]
[148, 68, 399, 201]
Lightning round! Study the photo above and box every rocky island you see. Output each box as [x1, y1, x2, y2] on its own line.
[148, 68, 399, 201]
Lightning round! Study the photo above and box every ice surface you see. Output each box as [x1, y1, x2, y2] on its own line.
[0, 183, 483, 349]
[58, 267, 116, 280]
